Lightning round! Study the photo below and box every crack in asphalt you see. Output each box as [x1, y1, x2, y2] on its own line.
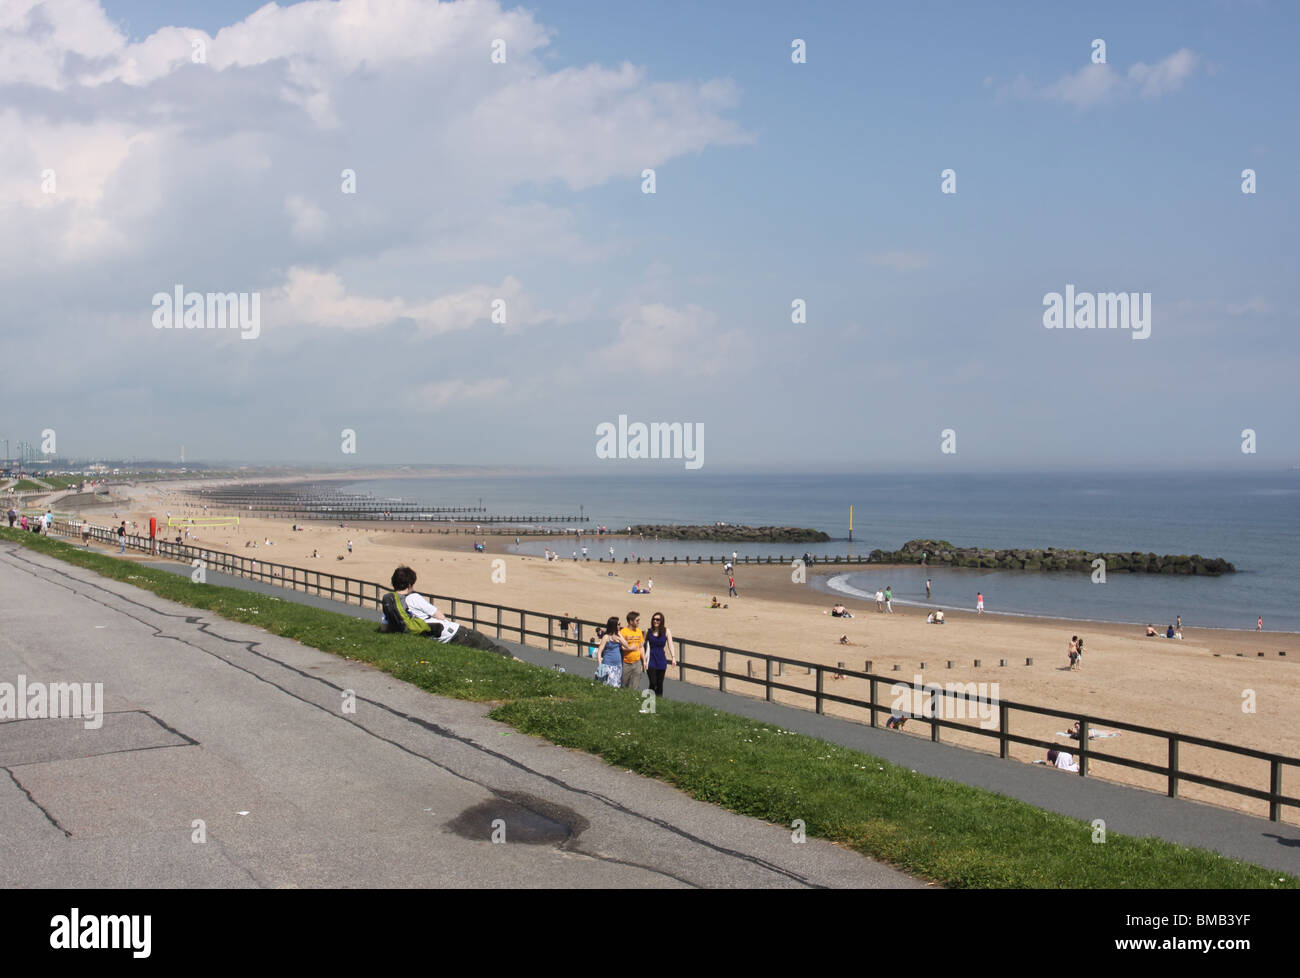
[4, 767, 72, 837]
[1, 545, 821, 888]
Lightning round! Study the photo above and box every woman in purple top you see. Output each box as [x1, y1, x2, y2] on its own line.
[645, 612, 676, 698]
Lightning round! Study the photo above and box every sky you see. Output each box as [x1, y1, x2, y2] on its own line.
[0, 0, 1296, 472]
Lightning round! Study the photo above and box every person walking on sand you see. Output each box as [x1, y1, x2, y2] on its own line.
[620, 612, 647, 691]
[884, 586, 894, 613]
[976, 592, 984, 614]
[1258, 617, 1263, 631]
[1075, 637, 1084, 669]
[1068, 636, 1079, 671]
[645, 613, 676, 699]
[875, 588, 884, 612]
[727, 574, 737, 598]
[925, 578, 932, 600]
[347, 539, 353, 554]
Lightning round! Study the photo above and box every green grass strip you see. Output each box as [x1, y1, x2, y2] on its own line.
[3, 527, 1295, 889]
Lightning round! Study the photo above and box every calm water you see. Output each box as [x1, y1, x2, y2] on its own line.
[345, 472, 1300, 632]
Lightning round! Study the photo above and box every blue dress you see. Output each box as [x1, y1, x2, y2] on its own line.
[599, 638, 623, 687]
[646, 632, 668, 670]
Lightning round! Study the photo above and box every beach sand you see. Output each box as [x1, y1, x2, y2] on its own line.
[89, 481, 1300, 826]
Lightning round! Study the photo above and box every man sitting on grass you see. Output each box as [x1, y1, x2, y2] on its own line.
[380, 565, 517, 659]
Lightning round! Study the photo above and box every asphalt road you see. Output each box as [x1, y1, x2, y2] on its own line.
[0, 541, 922, 889]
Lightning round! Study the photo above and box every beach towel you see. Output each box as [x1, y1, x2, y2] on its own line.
[1056, 730, 1119, 740]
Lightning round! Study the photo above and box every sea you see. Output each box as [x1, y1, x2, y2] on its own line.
[343, 471, 1300, 633]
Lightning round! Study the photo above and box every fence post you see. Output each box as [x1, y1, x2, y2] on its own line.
[1168, 737, 1179, 797]
[497, 606, 503, 640]
[678, 640, 686, 681]
[718, 648, 726, 693]
[999, 702, 1010, 759]
[930, 686, 941, 742]
[1079, 719, 1090, 776]
[815, 667, 824, 715]
[765, 658, 773, 702]
[547, 615, 554, 652]
[869, 677, 878, 726]
[1270, 759, 1282, 822]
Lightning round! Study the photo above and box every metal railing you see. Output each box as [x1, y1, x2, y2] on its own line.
[39, 519, 1300, 823]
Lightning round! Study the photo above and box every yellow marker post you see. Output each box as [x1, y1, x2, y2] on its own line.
[849, 505, 854, 542]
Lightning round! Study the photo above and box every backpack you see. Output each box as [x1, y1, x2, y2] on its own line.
[381, 591, 432, 636]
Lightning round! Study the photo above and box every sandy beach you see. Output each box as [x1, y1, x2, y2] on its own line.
[81, 480, 1300, 825]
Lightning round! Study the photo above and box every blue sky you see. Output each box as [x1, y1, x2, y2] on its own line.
[1, 0, 1295, 471]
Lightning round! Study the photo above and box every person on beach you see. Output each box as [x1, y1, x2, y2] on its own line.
[1068, 636, 1079, 670]
[925, 578, 932, 600]
[884, 586, 893, 613]
[875, 588, 884, 612]
[1075, 637, 1084, 669]
[596, 619, 630, 687]
[830, 604, 852, 618]
[645, 613, 675, 698]
[581, 546, 588, 559]
[1166, 624, 1175, 639]
[646, 578, 653, 592]
[1258, 617, 1264, 631]
[558, 613, 572, 641]
[976, 592, 984, 614]
[1046, 749, 1079, 772]
[619, 612, 647, 691]
[727, 575, 737, 598]
[1145, 624, 1159, 636]
[380, 565, 515, 658]
[710, 596, 722, 608]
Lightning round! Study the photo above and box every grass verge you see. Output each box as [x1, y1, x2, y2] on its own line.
[2, 526, 1295, 889]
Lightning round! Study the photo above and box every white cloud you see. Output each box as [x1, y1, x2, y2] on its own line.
[266, 267, 534, 335]
[592, 302, 753, 376]
[994, 49, 1201, 107]
[285, 194, 327, 239]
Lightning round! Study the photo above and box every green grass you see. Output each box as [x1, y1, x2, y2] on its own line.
[3, 526, 1295, 889]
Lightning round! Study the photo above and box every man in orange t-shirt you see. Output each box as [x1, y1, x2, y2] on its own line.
[619, 611, 646, 691]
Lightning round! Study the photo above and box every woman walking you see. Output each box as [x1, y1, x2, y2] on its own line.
[645, 612, 677, 699]
[596, 616, 631, 688]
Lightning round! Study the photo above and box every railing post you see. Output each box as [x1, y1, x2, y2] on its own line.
[930, 686, 940, 742]
[1079, 719, 1090, 776]
[815, 666, 824, 715]
[547, 615, 554, 652]
[869, 677, 878, 726]
[999, 702, 1010, 758]
[765, 658, 773, 702]
[1168, 736, 1179, 797]
[1270, 759, 1282, 822]
[718, 648, 726, 693]
[497, 606, 503, 640]
[678, 640, 686, 681]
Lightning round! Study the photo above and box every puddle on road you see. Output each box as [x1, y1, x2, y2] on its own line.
[444, 791, 589, 845]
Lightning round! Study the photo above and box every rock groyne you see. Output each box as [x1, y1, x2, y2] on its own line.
[869, 539, 1235, 575]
